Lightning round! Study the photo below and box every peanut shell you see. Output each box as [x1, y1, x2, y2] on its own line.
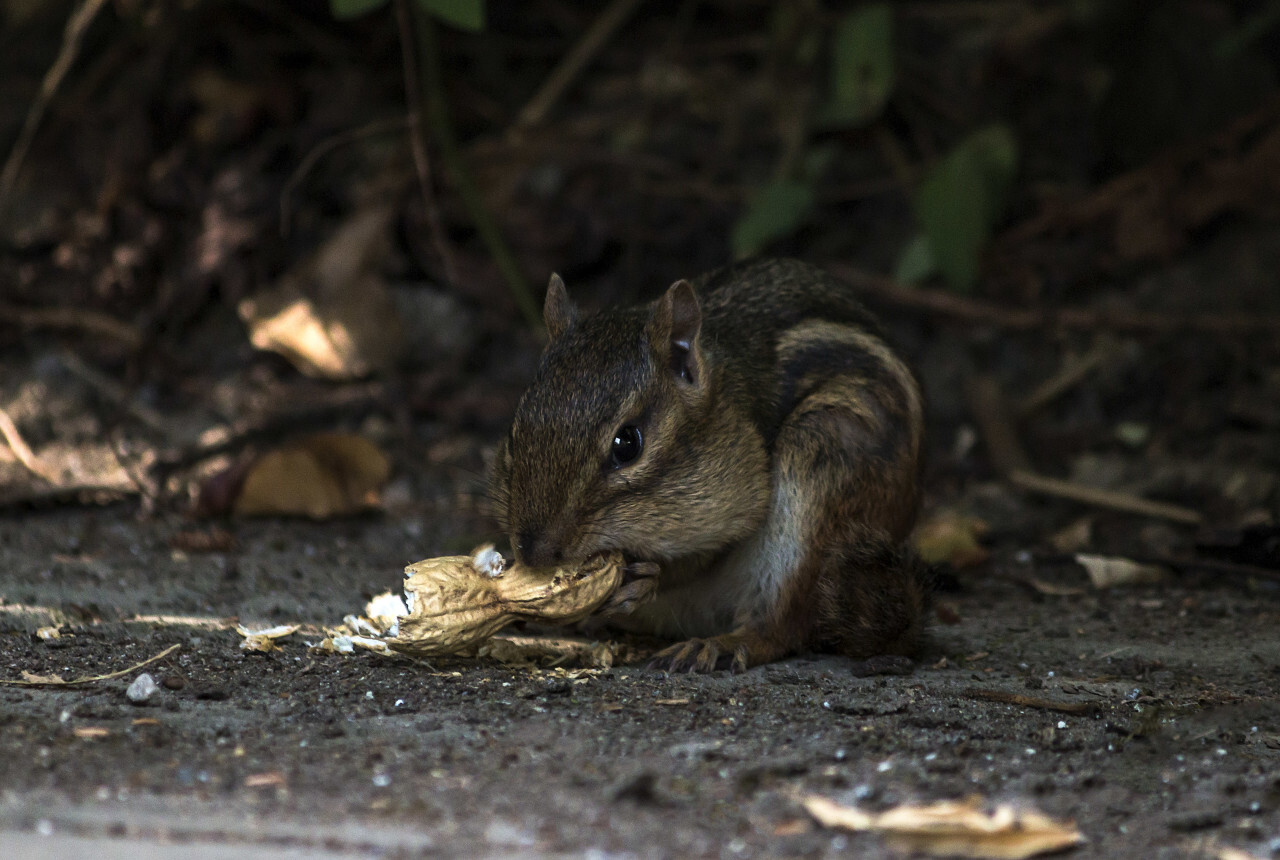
[388, 551, 625, 656]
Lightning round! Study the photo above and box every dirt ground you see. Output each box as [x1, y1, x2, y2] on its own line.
[3, 2, 1280, 857]
[0, 501, 1278, 859]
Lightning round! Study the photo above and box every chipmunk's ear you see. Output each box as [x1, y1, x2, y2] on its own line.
[651, 279, 702, 386]
[543, 273, 578, 341]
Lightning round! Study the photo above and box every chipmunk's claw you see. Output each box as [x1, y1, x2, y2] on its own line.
[648, 635, 749, 673]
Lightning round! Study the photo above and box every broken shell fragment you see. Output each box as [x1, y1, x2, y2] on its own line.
[388, 551, 627, 657]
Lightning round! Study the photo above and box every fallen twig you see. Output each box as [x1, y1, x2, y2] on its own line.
[0, 643, 180, 687]
[58, 351, 175, 438]
[962, 687, 1099, 715]
[1009, 469, 1203, 525]
[965, 374, 1031, 476]
[0, 406, 59, 483]
[0, 302, 143, 349]
[0, 0, 111, 208]
[829, 264, 1280, 336]
[1017, 337, 1117, 419]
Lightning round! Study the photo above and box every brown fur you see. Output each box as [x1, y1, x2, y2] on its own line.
[490, 259, 927, 672]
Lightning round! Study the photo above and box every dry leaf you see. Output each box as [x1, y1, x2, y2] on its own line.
[1218, 849, 1265, 860]
[1049, 518, 1093, 553]
[773, 819, 810, 837]
[1074, 554, 1167, 589]
[803, 795, 1083, 858]
[244, 771, 288, 788]
[20, 670, 65, 683]
[237, 623, 300, 652]
[1025, 578, 1086, 597]
[914, 513, 991, 568]
[239, 206, 403, 379]
[232, 433, 390, 520]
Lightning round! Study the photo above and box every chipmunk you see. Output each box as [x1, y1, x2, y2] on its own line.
[490, 258, 927, 672]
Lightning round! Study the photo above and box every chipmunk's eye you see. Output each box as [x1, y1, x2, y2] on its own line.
[610, 425, 643, 468]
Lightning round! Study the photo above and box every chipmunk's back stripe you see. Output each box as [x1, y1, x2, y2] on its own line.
[773, 321, 923, 462]
[777, 322, 919, 408]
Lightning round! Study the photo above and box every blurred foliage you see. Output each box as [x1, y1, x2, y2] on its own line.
[818, 4, 894, 129]
[731, 180, 815, 260]
[905, 126, 1019, 293]
[330, 0, 485, 31]
[7, 0, 1280, 313]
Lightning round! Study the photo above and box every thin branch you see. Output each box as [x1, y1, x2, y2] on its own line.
[1016, 337, 1116, 419]
[0, 644, 180, 687]
[0, 0, 111, 209]
[392, 0, 462, 288]
[514, 0, 645, 131]
[409, 8, 542, 330]
[280, 116, 408, 235]
[829, 264, 1280, 336]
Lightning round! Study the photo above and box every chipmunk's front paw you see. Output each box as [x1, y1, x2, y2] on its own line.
[597, 561, 660, 618]
[649, 634, 749, 674]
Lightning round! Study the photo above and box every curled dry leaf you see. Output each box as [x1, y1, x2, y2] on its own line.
[914, 512, 991, 568]
[231, 433, 390, 520]
[237, 623, 300, 652]
[803, 795, 1083, 859]
[238, 205, 404, 379]
[1074, 554, 1167, 589]
[388, 551, 629, 657]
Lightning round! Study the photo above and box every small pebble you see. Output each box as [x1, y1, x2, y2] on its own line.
[126, 673, 159, 704]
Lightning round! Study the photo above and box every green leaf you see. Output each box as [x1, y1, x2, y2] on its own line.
[731, 180, 815, 260]
[894, 234, 935, 284]
[417, 0, 485, 31]
[330, 0, 388, 19]
[819, 4, 895, 128]
[913, 125, 1017, 291]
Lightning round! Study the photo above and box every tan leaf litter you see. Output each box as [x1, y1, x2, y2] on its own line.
[803, 795, 1083, 859]
[238, 624, 301, 652]
[238, 205, 403, 379]
[232, 433, 390, 519]
[1074, 554, 1167, 589]
[914, 512, 990, 568]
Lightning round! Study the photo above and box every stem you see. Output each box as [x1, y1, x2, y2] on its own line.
[411, 9, 543, 331]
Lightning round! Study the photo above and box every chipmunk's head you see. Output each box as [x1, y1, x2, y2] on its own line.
[490, 273, 765, 567]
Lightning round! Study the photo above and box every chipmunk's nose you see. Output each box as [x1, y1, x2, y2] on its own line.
[516, 529, 565, 568]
